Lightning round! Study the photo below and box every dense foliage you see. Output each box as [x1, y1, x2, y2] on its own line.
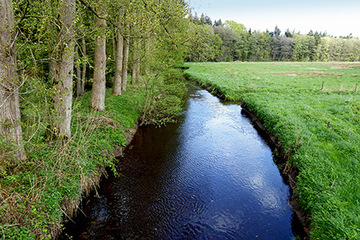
[0, 0, 189, 238]
[187, 14, 360, 62]
[185, 62, 360, 239]
[1, 0, 360, 238]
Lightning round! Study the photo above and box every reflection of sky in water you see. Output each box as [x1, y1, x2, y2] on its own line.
[174, 90, 293, 238]
[65, 88, 295, 240]
[249, 174, 264, 189]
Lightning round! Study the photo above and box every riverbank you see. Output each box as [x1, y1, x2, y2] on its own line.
[0, 86, 145, 239]
[240, 104, 310, 239]
[188, 76, 310, 239]
[185, 62, 360, 239]
[61, 84, 296, 239]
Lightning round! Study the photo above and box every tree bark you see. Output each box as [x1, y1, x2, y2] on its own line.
[131, 39, 138, 84]
[75, 46, 82, 97]
[136, 54, 141, 82]
[132, 39, 141, 84]
[0, 0, 27, 161]
[81, 36, 86, 94]
[121, 35, 129, 92]
[91, 15, 107, 111]
[112, 30, 123, 95]
[51, 0, 76, 138]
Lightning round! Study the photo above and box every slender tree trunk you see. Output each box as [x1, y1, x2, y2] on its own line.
[51, 0, 76, 138]
[121, 35, 129, 92]
[112, 35, 116, 62]
[81, 36, 86, 94]
[131, 39, 138, 84]
[91, 15, 107, 111]
[0, 0, 27, 161]
[75, 46, 82, 97]
[112, 30, 123, 95]
[136, 54, 141, 82]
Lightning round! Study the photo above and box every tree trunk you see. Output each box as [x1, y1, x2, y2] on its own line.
[136, 55, 141, 83]
[122, 35, 129, 92]
[112, 34, 116, 63]
[112, 30, 123, 96]
[135, 39, 141, 83]
[91, 15, 107, 111]
[81, 36, 86, 94]
[0, 0, 27, 161]
[131, 39, 138, 84]
[75, 46, 82, 97]
[51, 0, 76, 138]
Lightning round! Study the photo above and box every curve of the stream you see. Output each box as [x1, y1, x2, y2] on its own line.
[61, 86, 297, 239]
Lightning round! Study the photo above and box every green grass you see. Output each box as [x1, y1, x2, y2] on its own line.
[0, 85, 145, 239]
[185, 62, 360, 240]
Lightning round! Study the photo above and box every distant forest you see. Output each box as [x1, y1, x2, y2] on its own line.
[186, 14, 360, 62]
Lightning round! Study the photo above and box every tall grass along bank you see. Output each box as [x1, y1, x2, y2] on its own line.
[185, 62, 360, 240]
[0, 85, 145, 239]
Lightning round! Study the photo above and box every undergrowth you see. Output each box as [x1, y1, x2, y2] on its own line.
[0, 83, 145, 239]
[140, 68, 187, 126]
[185, 62, 360, 240]
[0, 66, 187, 239]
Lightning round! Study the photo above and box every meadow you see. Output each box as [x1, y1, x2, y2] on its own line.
[185, 62, 360, 239]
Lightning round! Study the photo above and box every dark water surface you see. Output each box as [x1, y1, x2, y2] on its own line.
[62, 86, 297, 239]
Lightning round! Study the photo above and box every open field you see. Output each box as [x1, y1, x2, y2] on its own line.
[185, 62, 360, 239]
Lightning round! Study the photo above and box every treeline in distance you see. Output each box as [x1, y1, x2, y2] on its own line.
[186, 14, 360, 62]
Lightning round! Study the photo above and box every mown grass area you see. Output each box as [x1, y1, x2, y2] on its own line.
[0, 85, 145, 239]
[185, 62, 360, 240]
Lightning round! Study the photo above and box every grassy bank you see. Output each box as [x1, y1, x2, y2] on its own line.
[0, 85, 145, 239]
[185, 62, 360, 239]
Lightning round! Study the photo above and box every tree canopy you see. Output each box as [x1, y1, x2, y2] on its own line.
[186, 14, 360, 62]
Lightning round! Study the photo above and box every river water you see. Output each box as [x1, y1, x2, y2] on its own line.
[61, 86, 297, 239]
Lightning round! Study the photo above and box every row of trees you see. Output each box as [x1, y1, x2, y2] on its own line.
[0, 0, 188, 163]
[187, 15, 360, 62]
[2, 3, 359, 164]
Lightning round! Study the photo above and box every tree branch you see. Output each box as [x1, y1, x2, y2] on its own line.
[76, 0, 115, 26]
[15, 0, 30, 27]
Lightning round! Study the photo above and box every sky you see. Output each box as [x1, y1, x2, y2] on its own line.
[186, 0, 360, 37]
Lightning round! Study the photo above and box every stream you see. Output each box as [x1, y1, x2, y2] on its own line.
[61, 85, 299, 239]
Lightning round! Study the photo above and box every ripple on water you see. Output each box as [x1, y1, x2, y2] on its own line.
[61, 86, 296, 240]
